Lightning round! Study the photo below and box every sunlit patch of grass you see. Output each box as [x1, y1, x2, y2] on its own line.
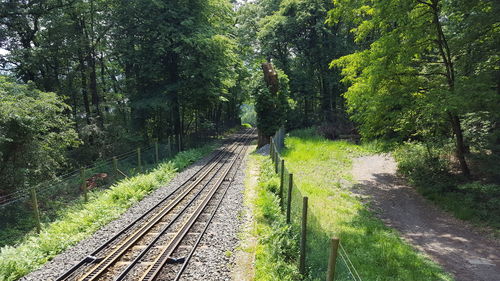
[0, 145, 214, 281]
[277, 128, 453, 281]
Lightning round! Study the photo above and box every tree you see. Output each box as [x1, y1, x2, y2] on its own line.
[254, 62, 289, 147]
[0, 76, 79, 194]
[329, 0, 500, 177]
[1, 0, 244, 166]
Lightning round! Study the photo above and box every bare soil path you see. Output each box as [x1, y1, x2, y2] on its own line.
[352, 154, 500, 281]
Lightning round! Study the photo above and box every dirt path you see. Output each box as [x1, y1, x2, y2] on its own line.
[352, 154, 500, 281]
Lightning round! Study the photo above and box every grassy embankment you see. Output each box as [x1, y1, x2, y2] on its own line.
[0, 145, 214, 281]
[249, 128, 453, 281]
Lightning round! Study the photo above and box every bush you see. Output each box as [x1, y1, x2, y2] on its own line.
[393, 143, 454, 192]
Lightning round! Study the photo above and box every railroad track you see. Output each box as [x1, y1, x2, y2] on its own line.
[56, 129, 254, 281]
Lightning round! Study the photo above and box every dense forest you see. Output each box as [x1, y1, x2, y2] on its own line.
[1, 0, 245, 194]
[1, 0, 499, 206]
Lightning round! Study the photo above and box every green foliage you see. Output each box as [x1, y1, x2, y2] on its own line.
[240, 103, 257, 126]
[252, 155, 301, 281]
[236, 0, 353, 131]
[0, 144, 212, 281]
[0, 76, 79, 193]
[1, 0, 243, 171]
[253, 68, 290, 137]
[329, 0, 499, 175]
[394, 143, 454, 190]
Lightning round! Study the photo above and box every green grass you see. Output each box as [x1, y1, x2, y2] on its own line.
[251, 153, 301, 281]
[0, 145, 214, 281]
[264, 128, 453, 281]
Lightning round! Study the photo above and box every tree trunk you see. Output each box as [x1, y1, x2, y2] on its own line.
[168, 53, 182, 137]
[449, 113, 470, 177]
[430, 0, 470, 177]
[257, 129, 269, 148]
[88, 52, 103, 127]
[78, 54, 92, 126]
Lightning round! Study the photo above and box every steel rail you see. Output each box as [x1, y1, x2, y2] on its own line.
[55, 130, 250, 281]
[76, 135, 246, 281]
[113, 132, 252, 280]
[138, 131, 253, 281]
[173, 136, 251, 280]
[73, 130, 252, 281]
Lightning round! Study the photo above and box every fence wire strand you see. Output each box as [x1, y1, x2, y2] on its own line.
[340, 242, 362, 281]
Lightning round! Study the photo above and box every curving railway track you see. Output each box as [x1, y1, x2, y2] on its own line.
[55, 129, 255, 281]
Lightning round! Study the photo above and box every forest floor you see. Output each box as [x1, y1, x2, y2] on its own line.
[352, 154, 500, 281]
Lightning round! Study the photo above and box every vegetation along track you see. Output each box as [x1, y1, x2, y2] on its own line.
[55, 129, 255, 281]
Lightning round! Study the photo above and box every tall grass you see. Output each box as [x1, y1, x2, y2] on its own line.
[0, 145, 213, 281]
[251, 154, 301, 281]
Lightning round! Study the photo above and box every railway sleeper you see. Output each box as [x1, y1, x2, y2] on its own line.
[82, 255, 104, 264]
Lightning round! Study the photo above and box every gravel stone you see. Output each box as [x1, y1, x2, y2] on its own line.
[20, 145, 222, 281]
[178, 144, 252, 281]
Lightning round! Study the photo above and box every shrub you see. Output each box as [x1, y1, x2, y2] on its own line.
[393, 143, 454, 192]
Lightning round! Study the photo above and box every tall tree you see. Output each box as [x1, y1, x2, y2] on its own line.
[329, 0, 499, 177]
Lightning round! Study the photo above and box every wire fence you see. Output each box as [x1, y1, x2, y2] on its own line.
[0, 122, 238, 247]
[270, 128, 362, 281]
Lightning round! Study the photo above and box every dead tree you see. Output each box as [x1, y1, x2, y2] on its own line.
[258, 62, 280, 148]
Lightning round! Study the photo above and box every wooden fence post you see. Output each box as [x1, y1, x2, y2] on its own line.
[113, 157, 118, 175]
[137, 148, 142, 171]
[300, 196, 309, 275]
[30, 187, 41, 233]
[280, 159, 285, 206]
[286, 173, 293, 224]
[155, 142, 159, 163]
[80, 168, 88, 202]
[327, 237, 340, 281]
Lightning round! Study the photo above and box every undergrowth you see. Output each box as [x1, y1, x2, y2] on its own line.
[0, 145, 214, 281]
[393, 143, 500, 233]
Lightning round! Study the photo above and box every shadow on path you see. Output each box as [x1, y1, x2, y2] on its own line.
[352, 155, 500, 281]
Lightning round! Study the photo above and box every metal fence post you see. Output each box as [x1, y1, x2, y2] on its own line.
[286, 173, 293, 224]
[155, 142, 159, 163]
[327, 237, 340, 281]
[270, 137, 274, 162]
[30, 187, 41, 233]
[275, 149, 279, 173]
[137, 148, 142, 171]
[80, 168, 88, 202]
[300, 196, 309, 275]
[280, 159, 285, 206]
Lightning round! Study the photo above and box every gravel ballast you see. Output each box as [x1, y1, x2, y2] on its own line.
[20, 136, 255, 281]
[20, 145, 219, 281]
[178, 144, 252, 281]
